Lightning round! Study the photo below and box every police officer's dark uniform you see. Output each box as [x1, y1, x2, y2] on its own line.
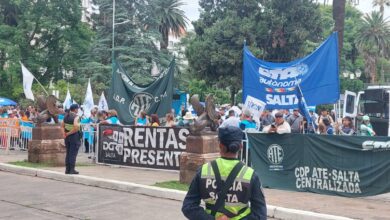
[63, 104, 81, 174]
[182, 126, 267, 220]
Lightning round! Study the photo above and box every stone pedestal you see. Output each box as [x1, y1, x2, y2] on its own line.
[180, 132, 220, 184]
[28, 125, 66, 166]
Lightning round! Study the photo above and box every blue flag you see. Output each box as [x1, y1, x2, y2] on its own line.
[243, 32, 339, 109]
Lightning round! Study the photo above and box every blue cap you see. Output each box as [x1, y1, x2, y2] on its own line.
[218, 126, 243, 143]
[218, 126, 243, 153]
[70, 104, 79, 111]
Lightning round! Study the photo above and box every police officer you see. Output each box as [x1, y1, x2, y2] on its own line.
[62, 104, 81, 174]
[182, 126, 267, 220]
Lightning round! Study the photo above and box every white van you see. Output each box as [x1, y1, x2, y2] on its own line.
[344, 86, 390, 136]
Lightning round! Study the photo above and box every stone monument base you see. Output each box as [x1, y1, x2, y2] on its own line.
[180, 152, 220, 184]
[28, 125, 66, 166]
[180, 132, 220, 184]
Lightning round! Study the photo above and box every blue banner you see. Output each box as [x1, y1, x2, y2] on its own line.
[243, 32, 339, 109]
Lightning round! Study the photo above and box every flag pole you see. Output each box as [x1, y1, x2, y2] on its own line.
[19, 61, 49, 95]
[294, 77, 316, 132]
[112, 0, 115, 71]
[33, 76, 49, 96]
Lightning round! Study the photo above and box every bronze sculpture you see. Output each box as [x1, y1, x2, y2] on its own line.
[34, 95, 63, 125]
[188, 94, 219, 135]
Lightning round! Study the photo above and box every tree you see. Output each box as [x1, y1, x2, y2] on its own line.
[187, 0, 262, 104]
[373, 0, 390, 15]
[85, 0, 173, 91]
[154, 0, 189, 50]
[256, 0, 323, 61]
[355, 11, 390, 83]
[320, 4, 365, 79]
[0, 0, 93, 100]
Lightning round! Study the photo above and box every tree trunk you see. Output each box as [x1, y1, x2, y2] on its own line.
[160, 32, 169, 50]
[333, 0, 346, 64]
[230, 87, 236, 106]
[370, 60, 377, 83]
[380, 62, 385, 82]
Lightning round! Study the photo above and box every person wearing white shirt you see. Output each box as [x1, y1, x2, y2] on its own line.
[262, 112, 291, 134]
[220, 110, 240, 128]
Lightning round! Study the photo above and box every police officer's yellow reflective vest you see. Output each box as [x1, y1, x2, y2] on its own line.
[64, 113, 79, 133]
[200, 158, 254, 219]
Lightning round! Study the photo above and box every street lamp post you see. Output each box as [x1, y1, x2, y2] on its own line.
[112, 0, 115, 67]
[342, 69, 361, 79]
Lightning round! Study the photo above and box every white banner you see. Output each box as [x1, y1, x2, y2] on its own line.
[98, 92, 108, 111]
[20, 62, 35, 101]
[63, 89, 72, 110]
[244, 95, 266, 121]
[83, 79, 94, 117]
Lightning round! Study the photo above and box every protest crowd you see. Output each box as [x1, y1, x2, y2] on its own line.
[0, 100, 377, 153]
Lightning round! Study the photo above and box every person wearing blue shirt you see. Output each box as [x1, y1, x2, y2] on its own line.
[102, 109, 121, 125]
[239, 110, 257, 131]
[80, 109, 97, 153]
[135, 111, 148, 126]
[19, 120, 34, 150]
[0, 108, 8, 118]
[322, 117, 334, 135]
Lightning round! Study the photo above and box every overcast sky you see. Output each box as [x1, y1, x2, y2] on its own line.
[180, 0, 390, 22]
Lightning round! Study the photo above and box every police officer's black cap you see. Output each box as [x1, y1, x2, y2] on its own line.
[218, 126, 243, 143]
[70, 104, 79, 111]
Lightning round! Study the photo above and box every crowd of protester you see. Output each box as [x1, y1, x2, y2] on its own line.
[127, 104, 376, 137]
[0, 103, 378, 153]
[0, 106, 39, 122]
[212, 106, 376, 136]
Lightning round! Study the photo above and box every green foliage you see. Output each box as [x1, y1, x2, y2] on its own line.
[256, 0, 323, 61]
[53, 79, 87, 103]
[188, 79, 238, 105]
[320, 4, 364, 75]
[154, 0, 189, 50]
[188, 79, 208, 101]
[355, 11, 390, 83]
[86, 0, 174, 91]
[153, 180, 189, 191]
[340, 78, 364, 93]
[0, 0, 93, 100]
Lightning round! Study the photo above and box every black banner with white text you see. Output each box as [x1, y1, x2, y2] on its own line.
[98, 124, 190, 170]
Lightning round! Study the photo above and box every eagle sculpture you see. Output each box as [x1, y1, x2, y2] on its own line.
[189, 94, 219, 135]
[34, 95, 63, 125]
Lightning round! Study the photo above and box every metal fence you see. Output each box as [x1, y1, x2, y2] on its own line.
[0, 119, 34, 151]
[0, 119, 97, 160]
[80, 124, 97, 160]
[239, 132, 252, 167]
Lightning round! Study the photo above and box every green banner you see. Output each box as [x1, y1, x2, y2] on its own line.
[247, 133, 390, 197]
[109, 59, 175, 125]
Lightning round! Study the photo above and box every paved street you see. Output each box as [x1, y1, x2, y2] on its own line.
[0, 171, 185, 220]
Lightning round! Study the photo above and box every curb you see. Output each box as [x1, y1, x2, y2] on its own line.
[0, 163, 354, 220]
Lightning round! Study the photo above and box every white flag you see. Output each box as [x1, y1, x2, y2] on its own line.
[98, 92, 108, 111]
[63, 89, 72, 110]
[20, 62, 35, 101]
[83, 79, 94, 118]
